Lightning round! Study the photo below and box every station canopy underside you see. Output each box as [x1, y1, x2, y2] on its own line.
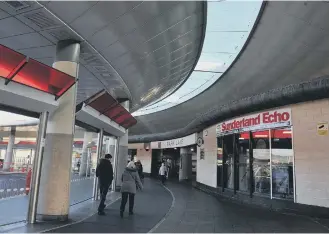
[129, 1, 329, 142]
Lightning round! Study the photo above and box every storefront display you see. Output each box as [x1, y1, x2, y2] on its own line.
[216, 108, 294, 201]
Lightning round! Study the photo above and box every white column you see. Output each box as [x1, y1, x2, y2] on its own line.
[179, 147, 192, 181]
[37, 40, 80, 222]
[79, 131, 93, 176]
[3, 126, 16, 171]
[114, 101, 129, 190]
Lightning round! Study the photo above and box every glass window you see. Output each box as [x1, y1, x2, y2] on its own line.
[217, 137, 223, 187]
[237, 132, 250, 192]
[223, 135, 234, 189]
[271, 128, 294, 199]
[252, 130, 271, 196]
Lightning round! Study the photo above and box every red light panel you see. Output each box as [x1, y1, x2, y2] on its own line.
[88, 93, 117, 114]
[84, 90, 137, 129]
[104, 104, 126, 119]
[12, 58, 76, 97]
[0, 45, 25, 78]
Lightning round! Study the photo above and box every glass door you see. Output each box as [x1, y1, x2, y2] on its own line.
[252, 130, 271, 196]
[237, 132, 250, 192]
[271, 128, 294, 199]
[217, 136, 223, 187]
[223, 134, 234, 189]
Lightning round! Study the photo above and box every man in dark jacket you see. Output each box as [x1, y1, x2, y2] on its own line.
[96, 154, 113, 215]
[135, 160, 144, 183]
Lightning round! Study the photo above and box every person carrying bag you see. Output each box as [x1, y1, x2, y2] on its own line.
[120, 161, 143, 218]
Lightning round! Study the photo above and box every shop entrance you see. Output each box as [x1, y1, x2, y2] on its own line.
[163, 148, 180, 179]
[151, 149, 161, 177]
[217, 127, 294, 200]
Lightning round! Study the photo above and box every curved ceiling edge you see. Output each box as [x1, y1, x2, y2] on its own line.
[129, 76, 329, 143]
[41, 3, 132, 100]
[140, 1, 208, 109]
[133, 1, 266, 116]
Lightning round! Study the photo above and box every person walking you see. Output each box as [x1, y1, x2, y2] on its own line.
[96, 154, 113, 215]
[159, 163, 167, 185]
[135, 160, 144, 183]
[120, 161, 143, 218]
[76, 160, 81, 173]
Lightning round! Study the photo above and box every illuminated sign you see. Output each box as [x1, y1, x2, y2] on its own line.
[216, 108, 291, 136]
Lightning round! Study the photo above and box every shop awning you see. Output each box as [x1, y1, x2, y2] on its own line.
[0, 44, 76, 100]
[84, 90, 137, 129]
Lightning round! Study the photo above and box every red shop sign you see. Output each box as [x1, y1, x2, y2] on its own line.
[216, 108, 292, 135]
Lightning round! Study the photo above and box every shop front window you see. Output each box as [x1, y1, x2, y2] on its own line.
[252, 130, 271, 196]
[217, 137, 223, 187]
[237, 132, 250, 192]
[223, 135, 234, 189]
[271, 128, 294, 199]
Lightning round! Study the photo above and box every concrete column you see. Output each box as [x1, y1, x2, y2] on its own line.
[79, 131, 93, 177]
[3, 127, 16, 171]
[115, 101, 129, 190]
[37, 40, 80, 222]
[179, 147, 192, 181]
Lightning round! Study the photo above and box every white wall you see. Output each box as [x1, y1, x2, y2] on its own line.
[129, 143, 152, 173]
[292, 99, 329, 208]
[197, 126, 217, 188]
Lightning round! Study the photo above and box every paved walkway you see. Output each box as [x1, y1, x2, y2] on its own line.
[45, 178, 172, 233]
[153, 182, 329, 233]
[4, 178, 329, 233]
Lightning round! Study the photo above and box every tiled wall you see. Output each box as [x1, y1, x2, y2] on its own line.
[197, 126, 217, 188]
[128, 143, 152, 173]
[292, 99, 329, 208]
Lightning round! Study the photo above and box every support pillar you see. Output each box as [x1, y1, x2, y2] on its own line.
[114, 101, 129, 190]
[179, 147, 192, 181]
[3, 126, 16, 171]
[37, 40, 80, 222]
[79, 131, 93, 177]
[92, 129, 103, 200]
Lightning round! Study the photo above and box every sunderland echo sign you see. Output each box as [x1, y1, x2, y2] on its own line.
[216, 108, 292, 136]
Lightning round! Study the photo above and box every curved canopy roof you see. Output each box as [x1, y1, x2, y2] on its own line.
[0, 1, 205, 110]
[129, 1, 329, 141]
[133, 0, 262, 116]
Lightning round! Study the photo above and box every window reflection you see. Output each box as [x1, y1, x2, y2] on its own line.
[223, 135, 234, 189]
[237, 133, 249, 192]
[217, 137, 223, 187]
[252, 130, 271, 196]
[271, 128, 294, 199]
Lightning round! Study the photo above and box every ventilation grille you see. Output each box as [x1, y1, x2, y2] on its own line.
[4, 1, 29, 11]
[24, 11, 59, 29]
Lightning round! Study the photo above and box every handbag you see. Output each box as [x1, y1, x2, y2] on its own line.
[128, 172, 141, 191]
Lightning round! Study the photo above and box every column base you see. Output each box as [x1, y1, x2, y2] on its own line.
[37, 214, 68, 222]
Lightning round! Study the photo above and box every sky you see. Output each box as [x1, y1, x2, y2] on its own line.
[0, 110, 37, 126]
[133, 0, 262, 116]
